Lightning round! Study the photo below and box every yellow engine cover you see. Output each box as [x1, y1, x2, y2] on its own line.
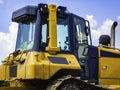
[98, 46, 120, 85]
[0, 51, 80, 81]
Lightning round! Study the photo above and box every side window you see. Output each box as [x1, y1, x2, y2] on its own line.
[41, 24, 48, 47]
[41, 24, 47, 43]
[74, 18, 87, 44]
[16, 20, 35, 51]
[74, 17, 88, 59]
[57, 18, 70, 51]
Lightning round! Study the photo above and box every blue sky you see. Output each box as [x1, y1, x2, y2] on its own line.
[0, 0, 120, 61]
[0, 0, 120, 31]
[0, 0, 120, 32]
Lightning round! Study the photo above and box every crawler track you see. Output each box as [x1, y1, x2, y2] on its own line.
[0, 75, 114, 90]
[46, 75, 113, 90]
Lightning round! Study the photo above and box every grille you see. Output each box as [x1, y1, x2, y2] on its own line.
[9, 65, 17, 77]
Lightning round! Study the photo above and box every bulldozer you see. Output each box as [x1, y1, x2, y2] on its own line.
[0, 3, 120, 90]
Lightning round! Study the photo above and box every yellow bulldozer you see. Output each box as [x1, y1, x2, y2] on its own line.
[0, 3, 120, 90]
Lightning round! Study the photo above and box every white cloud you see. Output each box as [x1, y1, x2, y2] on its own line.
[0, 22, 18, 62]
[86, 15, 113, 46]
[86, 15, 97, 28]
[118, 16, 120, 21]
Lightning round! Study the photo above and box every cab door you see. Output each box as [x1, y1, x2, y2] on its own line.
[73, 16, 89, 77]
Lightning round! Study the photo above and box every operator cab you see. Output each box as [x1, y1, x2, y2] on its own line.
[12, 5, 71, 52]
[12, 3, 91, 78]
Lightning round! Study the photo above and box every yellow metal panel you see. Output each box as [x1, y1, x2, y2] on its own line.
[25, 61, 50, 79]
[103, 85, 120, 90]
[0, 65, 6, 80]
[99, 79, 120, 85]
[0, 51, 80, 81]
[24, 52, 50, 79]
[24, 52, 80, 80]
[17, 53, 30, 79]
[99, 57, 120, 78]
[17, 64, 25, 79]
[98, 46, 120, 86]
[46, 53, 81, 78]
[0, 65, 9, 80]
[98, 46, 120, 57]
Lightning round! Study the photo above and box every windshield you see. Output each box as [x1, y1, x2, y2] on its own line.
[16, 20, 35, 51]
[15, 16, 70, 52]
[41, 17, 70, 51]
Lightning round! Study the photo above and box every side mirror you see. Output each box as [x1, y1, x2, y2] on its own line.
[85, 20, 92, 45]
[85, 20, 91, 36]
[85, 26, 89, 36]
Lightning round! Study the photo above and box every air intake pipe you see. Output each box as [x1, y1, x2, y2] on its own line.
[111, 21, 118, 48]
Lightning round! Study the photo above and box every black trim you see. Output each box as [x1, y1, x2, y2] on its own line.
[12, 6, 37, 22]
[100, 50, 120, 58]
[88, 45, 98, 83]
[32, 9, 44, 51]
[69, 14, 74, 54]
[48, 57, 68, 64]
[10, 65, 17, 77]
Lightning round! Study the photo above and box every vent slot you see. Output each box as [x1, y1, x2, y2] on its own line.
[10, 65, 17, 77]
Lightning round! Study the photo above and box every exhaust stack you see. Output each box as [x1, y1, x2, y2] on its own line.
[111, 21, 118, 48]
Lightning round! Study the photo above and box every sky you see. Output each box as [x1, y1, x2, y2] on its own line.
[0, 0, 120, 61]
